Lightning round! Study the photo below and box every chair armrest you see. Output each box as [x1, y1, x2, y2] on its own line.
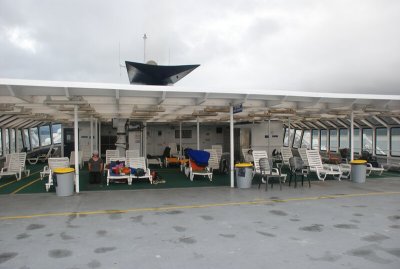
[272, 168, 280, 175]
[1, 168, 5, 172]
[366, 163, 373, 168]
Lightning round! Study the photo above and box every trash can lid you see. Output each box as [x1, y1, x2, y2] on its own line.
[349, 160, 367, 164]
[235, 163, 253, 168]
[53, 168, 75, 173]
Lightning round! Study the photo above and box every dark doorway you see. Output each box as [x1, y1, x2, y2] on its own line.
[63, 128, 75, 159]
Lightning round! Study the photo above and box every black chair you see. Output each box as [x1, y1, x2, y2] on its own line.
[289, 157, 310, 188]
[258, 157, 283, 191]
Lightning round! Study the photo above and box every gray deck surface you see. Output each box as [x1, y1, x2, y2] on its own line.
[1, 178, 400, 269]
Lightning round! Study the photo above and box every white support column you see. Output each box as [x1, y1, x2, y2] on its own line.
[230, 105, 234, 188]
[179, 122, 182, 157]
[350, 112, 354, 161]
[74, 105, 80, 193]
[90, 116, 94, 154]
[16, 128, 20, 152]
[197, 116, 200, 150]
[143, 122, 147, 157]
[268, 118, 271, 158]
[98, 120, 102, 158]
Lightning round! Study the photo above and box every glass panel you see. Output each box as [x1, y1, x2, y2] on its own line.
[23, 129, 31, 151]
[329, 129, 338, 152]
[311, 129, 319, 149]
[30, 127, 40, 148]
[39, 125, 51, 146]
[362, 128, 373, 153]
[353, 128, 360, 153]
[375, 128, 387, 155]
[5, 129, 10, 154]
[17, 129, 24, 152]
[10, 129, 16, 153]
[301, 130, 311, 149]
[339, 129, 349, 149]
[391, 127, 400, 157]
[292, 130, 302, 148]
[320, 129, 328, 151]
[52, 124, 62, 144]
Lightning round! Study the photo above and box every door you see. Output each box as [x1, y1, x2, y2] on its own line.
[63, 128, 75, 159]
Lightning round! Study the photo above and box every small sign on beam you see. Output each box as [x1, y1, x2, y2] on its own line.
[233, 103, 243, 114]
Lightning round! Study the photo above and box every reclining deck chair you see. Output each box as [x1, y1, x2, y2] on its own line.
[280, 147, 293, 168]
[105, 150, 119, 175]
[107, 157, 129, 186]
[212, 145, 223, 162]
[69, 151, 84, 169]
[0, 153, 29, 181]
[27, 145, 55, 164]
[187, 149, 213, 181]
[127, 157, 153, 185]
[241, 148, 254, 163]
[204, 149, 219, 172]
[306, 149, 342, 181]
[43, 157, 70, 191]
[126, 149, 140, 159]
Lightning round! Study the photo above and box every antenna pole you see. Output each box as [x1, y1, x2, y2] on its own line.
[143, 33, 147, 63]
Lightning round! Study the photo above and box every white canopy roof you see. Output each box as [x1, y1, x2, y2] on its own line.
[1, 78, 400, 129]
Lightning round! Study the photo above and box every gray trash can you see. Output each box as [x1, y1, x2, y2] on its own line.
[350, 160, 367, 183]
[53, 168, 75, 196]
[235, 163, 254, 188]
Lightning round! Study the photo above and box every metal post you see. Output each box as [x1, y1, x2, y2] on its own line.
[98, 119, 102, 158]
[74, 105, 80, 193]
[288, 117, 291, 147]
[90, 116, 93, 154]
[143, 122, 147, 157]
[95, 118, 98, 151]
[230, 105, 234, 188]
[350, 112, 354, 161]
[179, 122, 182, 157]
[268, 118, 271, 158]
[197, 116, 200, 150]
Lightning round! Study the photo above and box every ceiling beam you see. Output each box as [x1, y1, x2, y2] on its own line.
[372, 116, 388, 127]
[391, 117, 400, 125]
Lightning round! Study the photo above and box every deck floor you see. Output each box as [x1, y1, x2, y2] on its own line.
[1, 177, 400, 268]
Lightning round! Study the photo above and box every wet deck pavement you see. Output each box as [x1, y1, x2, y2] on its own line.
[1, 178, 400, 269]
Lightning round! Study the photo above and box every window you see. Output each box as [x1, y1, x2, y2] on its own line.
[353, 128, 360, 153]
[362, 128, 373, 153]
[339, 129, 349, 149]
[375, 128, 387, 155]
[52, 124, 62, 144]
[320, 129, 328, 151]
[5, 129, 10, 154]
[30, 127, 40, 148]
[23, 129, 31, 151]
[329, 129, 338, 152]
[0, 129, 2, 156]
[283, 128, 295, 147]
[390, 127, 400, 157]
[17, 129, 24, 152]
[10, 129, 16, 153]
[292, 129, 302, 148]
[39, 125, 51, 146]
[175, 130, 192, 139]
[311, 129, 319, 149]
[301, 130, 311, 149]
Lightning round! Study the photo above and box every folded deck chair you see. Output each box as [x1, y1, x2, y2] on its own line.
[43, 157, 70, 191]
[127, 157, 153, 184]
[306, 149, 342, 181]
[187, 149, 212, 181]
[0, 153, 29, 181]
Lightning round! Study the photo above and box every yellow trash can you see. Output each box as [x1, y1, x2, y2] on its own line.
[53, 168, 75, 196]
[235, 163, 254, 188]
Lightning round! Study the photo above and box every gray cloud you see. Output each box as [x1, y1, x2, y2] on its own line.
[0, 0, 399, 94]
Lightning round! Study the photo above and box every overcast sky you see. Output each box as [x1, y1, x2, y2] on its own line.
[1, 0, 399, 94]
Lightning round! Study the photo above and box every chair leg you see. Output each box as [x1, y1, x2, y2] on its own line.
[265, 177, 268, 191]
[258, 176, 262, 189]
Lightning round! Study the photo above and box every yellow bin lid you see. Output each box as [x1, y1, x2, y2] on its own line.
[53, 168, 75, 174]
[235, 163, 253, 168]
[349, 160, 367, 164]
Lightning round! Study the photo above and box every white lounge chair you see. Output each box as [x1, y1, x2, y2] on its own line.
[298, 148, 309, 167]
[43, 157, 70, 191]
[366, 163, 384, 176]
[306, 149, 342, 181]
[204, 149, 219, 172]
[128, 157, 153, 184]
[126, 149, 140, 159]
[106, 157, 130, 186]
[168, 143, 178, 157]
[339, 163, 351, 179]
[0, 153, 30, 181]
[212, 145, 223, 161]
[27, 145, 55, 164]
[105, 150, 119, 175]
[188, 160, 213, 181]
[241, 148, 254, 163]
[280, 147, 293, 168]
